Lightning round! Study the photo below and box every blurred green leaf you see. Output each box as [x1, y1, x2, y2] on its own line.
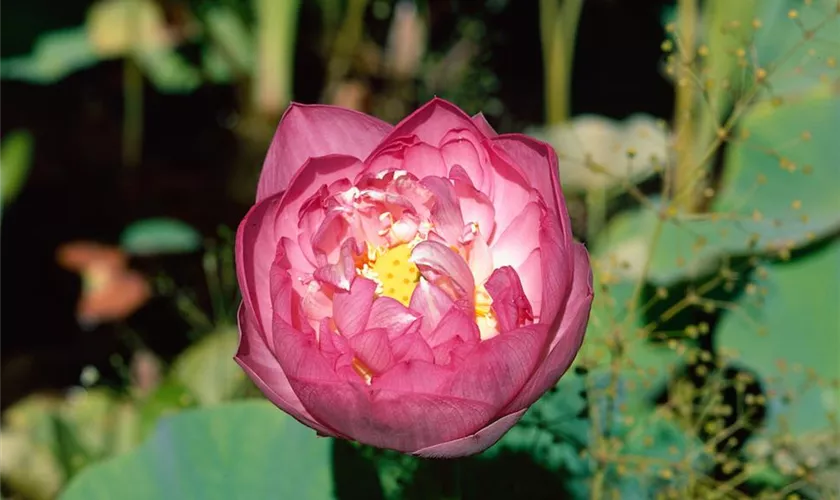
[1, 130, 35, 207]
[120, 217, 202, 256]
[171, 327, 245, 406]
[717, 238, 840, 438]
[60, 400, 334, 500]
[201, 6, 254, 83]
[0, 28, 99, 84]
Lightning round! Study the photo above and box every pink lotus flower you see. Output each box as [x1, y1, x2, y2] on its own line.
[235, 98, 593, 457]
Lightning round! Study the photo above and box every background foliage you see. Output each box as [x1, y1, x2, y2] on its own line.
[1, 0, 838, 498]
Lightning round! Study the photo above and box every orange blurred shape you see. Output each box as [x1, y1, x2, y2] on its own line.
[56, 241, 151, 325]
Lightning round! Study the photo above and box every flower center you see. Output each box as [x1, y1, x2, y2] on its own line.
[367, 243, 420, 306]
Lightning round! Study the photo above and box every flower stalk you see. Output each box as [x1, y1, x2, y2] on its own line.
[671, 0, 700, 212]
[540, 0, 583, 125]
[253, 0, 302, 118]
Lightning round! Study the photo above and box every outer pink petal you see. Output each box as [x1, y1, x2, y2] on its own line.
[490, 201, 542, 269]
[411, 408, 527, 458]
[234, 305, 335, 436]
[332, 277, 377, 337]
[484, 147, 533, 243]
[448, 323, 549, 410]
[292, 381, 496, 452]
[536, 211, 573, 326]
[374, 360, 453, 393]
[369, 97, 483, 154]
[502, 243, 593, 414]
[236, 191, 284, 336]
[471, 112, 498, 138]
[492, 134, 572, 240]
[257, 103, 392, 202]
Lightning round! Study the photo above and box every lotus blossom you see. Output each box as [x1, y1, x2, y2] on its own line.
[235, 98, 593, 457]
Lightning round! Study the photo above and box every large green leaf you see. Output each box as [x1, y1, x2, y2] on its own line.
[596, 90, 840, 285]
[716, 239, 840, 437]
[60, 400, 333, 500]
[715, 91, 840, 246]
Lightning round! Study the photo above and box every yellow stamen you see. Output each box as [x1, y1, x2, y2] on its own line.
[351, 358, 373, 385]
[370, 243, 420, 306]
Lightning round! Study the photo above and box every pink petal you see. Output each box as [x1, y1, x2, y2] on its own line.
[310, 209, 350, 263]
[235, 191, 284, 336]
[276, 154, 364, 242]
[364, 136, 420, 175]
[502, 243, 593, 414]
[370, 98, 483, 154]
[368, 297, 421, 340]
[448, 323, 549, 410]
[375, 360, 452, 393]
[409, 278, 455, 336]
[272, 315, 342, 385]
[537, 212, 574, 326]
[492, 134, 572, 236]
[484, 147, 533, 243]
[403, 142, 447, 178]
[425, 306, 480, 348]
[440, 134, 488, 196]
[313, 238, 360, 291]
[349, 328, 394, 374]
[391, 330, 434, 364]
[411, 408, 527, 458]
[410, 241, 475, 304]
[515, 248, 542, 318]
[420, 176, 464, 245]
[491, 201, 542, 269]
[453, 178, 496, 243]
[471, 112, 498, 138]
[293, 382, 495, 452]
[467, 233, 494, 285]
[484, 266, 534, 333]
[332, 277, 377, 338]
[234, 305, 335, 436]
[257, 103, 392, 202]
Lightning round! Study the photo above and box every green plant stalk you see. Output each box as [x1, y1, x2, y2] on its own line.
[540, 0, 583, 125]
[671, 0, 699, 212]
[122, 0, 144, 170]
[253, 0, 302, 117]
[122, 60, 143, 170]
[586, 185, 607, 240]
[322, 0, 368, 102]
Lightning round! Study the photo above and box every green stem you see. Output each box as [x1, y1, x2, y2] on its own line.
[671, 0, 699, 211]
[540, 0, 583, 125]
[586, 186, 607, 241]
[122, 1, 144, 170]
[253, 0, 302, 117]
